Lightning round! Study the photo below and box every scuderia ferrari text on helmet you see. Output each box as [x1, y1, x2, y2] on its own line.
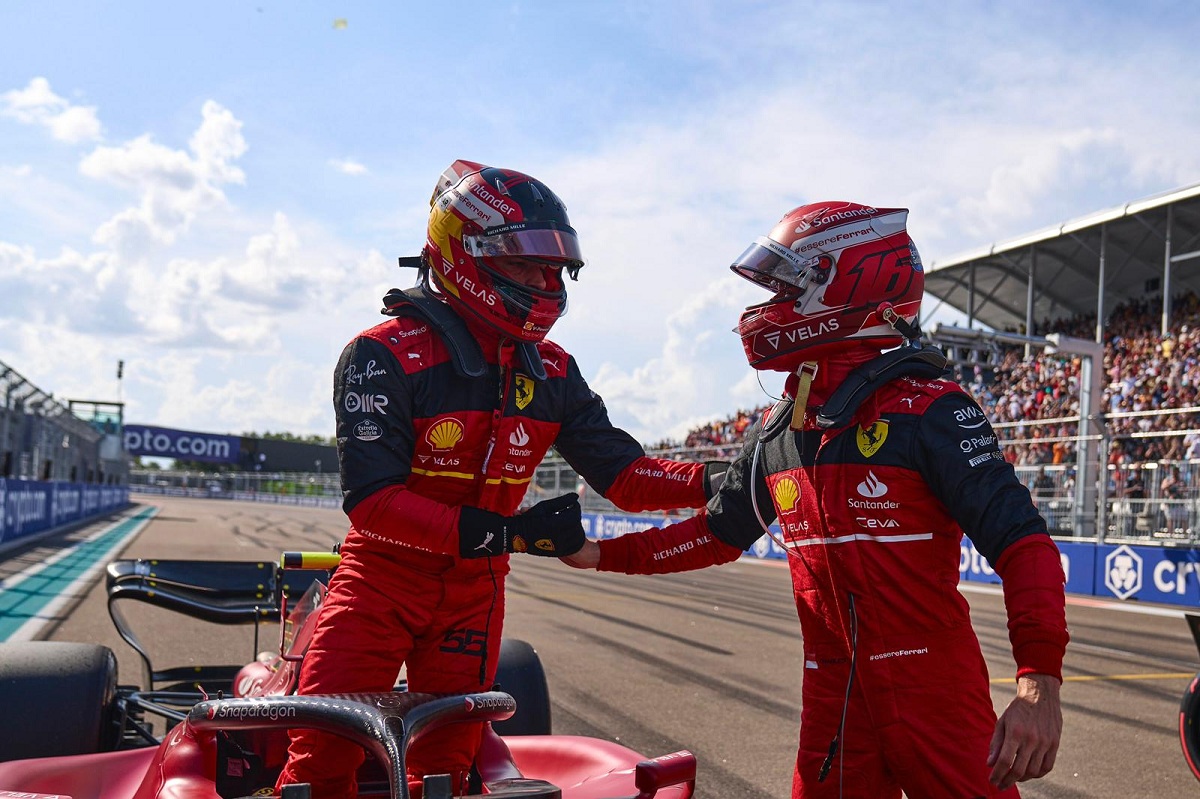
[730, 201, 924, 371]
[423, 159, 585, 343]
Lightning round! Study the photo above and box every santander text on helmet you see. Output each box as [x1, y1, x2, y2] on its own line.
[801, 206, 879, 232]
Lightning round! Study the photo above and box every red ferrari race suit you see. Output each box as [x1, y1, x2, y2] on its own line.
[597, 360, 1069, 799]
[277, 312, 713, 798]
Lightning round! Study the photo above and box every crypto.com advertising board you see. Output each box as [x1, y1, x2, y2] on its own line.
[124, 425, 241, 464]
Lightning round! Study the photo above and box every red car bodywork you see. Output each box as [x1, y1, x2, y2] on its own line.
[0, 557, 696, 799]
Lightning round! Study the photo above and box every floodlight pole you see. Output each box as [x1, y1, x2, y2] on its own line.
[928, 324, 1106, 538]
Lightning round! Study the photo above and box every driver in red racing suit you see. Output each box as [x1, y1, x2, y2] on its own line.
[276, 161, 726, 798]
[566, 203, 1068, 798]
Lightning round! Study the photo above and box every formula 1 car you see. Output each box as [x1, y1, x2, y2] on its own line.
[0, 551, 695, 799]
[1181, 612, 1200, 783]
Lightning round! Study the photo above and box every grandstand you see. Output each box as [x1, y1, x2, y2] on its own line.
[0, 360, 130, 551]
[0, 362, 126, 485]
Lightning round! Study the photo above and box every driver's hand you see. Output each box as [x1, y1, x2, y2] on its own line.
[561, 539, 600, 569]
[988, 673, 1062, 790]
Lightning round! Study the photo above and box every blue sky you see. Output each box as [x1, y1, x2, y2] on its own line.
[2, 1, 1199, 445]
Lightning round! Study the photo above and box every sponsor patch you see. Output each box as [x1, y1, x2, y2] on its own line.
[968, 451, 1003, 467]
[354, 419, 382, 442]
[426, 418, 465, 450]
[856, 471, 887, 498]
[773, 476, 800, 511]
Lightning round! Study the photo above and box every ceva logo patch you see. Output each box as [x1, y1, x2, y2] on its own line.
[1104, 544, 1143, 600]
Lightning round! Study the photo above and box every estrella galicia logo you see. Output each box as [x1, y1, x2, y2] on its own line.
[1104, 545, 1143, 600]
[354, 419, 382, 442]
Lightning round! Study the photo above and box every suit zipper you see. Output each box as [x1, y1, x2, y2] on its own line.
[481, 346, 509, 475]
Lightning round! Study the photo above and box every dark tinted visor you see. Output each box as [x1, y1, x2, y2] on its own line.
[465, 223, 584, 272]
[729, 236, 807, 293]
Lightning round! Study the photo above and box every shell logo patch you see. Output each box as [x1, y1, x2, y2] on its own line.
[511, 534, 528, 553]
[857, 420, 889, 458]
[773, 475, 800, 512]
[515, 375, 534, 410]
[426, 417, 465, 450]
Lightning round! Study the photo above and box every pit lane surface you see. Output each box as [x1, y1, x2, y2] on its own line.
[5, 496, 1198, 799]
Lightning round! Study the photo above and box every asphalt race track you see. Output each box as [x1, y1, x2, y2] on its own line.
[3, 496, 1198, 798]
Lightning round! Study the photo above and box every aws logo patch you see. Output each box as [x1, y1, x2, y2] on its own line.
[857, 420, 889, 458]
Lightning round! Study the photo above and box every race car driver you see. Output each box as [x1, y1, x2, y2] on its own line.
[564, 202, 1069, 798]
[276, 160, 726, 798]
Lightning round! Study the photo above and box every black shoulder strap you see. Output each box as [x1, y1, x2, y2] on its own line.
[516, 341, 548, 382]
[380, 286, 488, 379]
[759, 398, 795, 444]
[815, 345, 949, 429]
[379, 286, 549, 382]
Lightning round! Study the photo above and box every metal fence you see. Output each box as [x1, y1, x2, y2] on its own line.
[127, 469, 341, 499]
[528, 426, 1200, 547]
[131, 424, 1200, 547]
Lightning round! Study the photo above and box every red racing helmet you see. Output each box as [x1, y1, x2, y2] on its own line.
[424, 160, 584, 343]
[731, 202, 924, 371]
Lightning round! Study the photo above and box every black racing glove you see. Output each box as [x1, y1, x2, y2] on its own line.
[458, 493, 586, 559]
[703, 461, 731, 500]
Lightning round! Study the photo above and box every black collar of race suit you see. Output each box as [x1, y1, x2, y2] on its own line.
[759, 344, 950, 440]
[380, 285, 548, 382]
[814, 344, 949, 429]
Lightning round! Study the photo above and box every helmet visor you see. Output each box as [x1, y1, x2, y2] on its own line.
[464, 222, 584, 273]
[730, 236, 807, 293]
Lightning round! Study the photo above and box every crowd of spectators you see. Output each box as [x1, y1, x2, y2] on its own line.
[648, 406, 772, 460]
[989, 291, 1200, 466]
[654, 291, 1200, 475]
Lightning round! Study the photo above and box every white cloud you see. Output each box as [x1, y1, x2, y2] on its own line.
[81, 101, 246, 254]
[0, 77, 101, 143]
[582, 273, 777, 443]
[329, 158, 368, 175]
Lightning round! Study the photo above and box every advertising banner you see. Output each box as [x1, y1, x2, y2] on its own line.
[959, 536, 1098, 597]
[583, 512, 1200, 609]
[0, 478, 131, 549]
[124, 425, 240, 464]
[1093, 543, 1200, 607]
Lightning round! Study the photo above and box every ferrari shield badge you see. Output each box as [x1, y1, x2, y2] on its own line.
[856, 420, 889, 458]
[515, 375, 535, 410]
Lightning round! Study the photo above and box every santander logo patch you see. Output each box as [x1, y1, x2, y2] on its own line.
[857, 471, 888, 498]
